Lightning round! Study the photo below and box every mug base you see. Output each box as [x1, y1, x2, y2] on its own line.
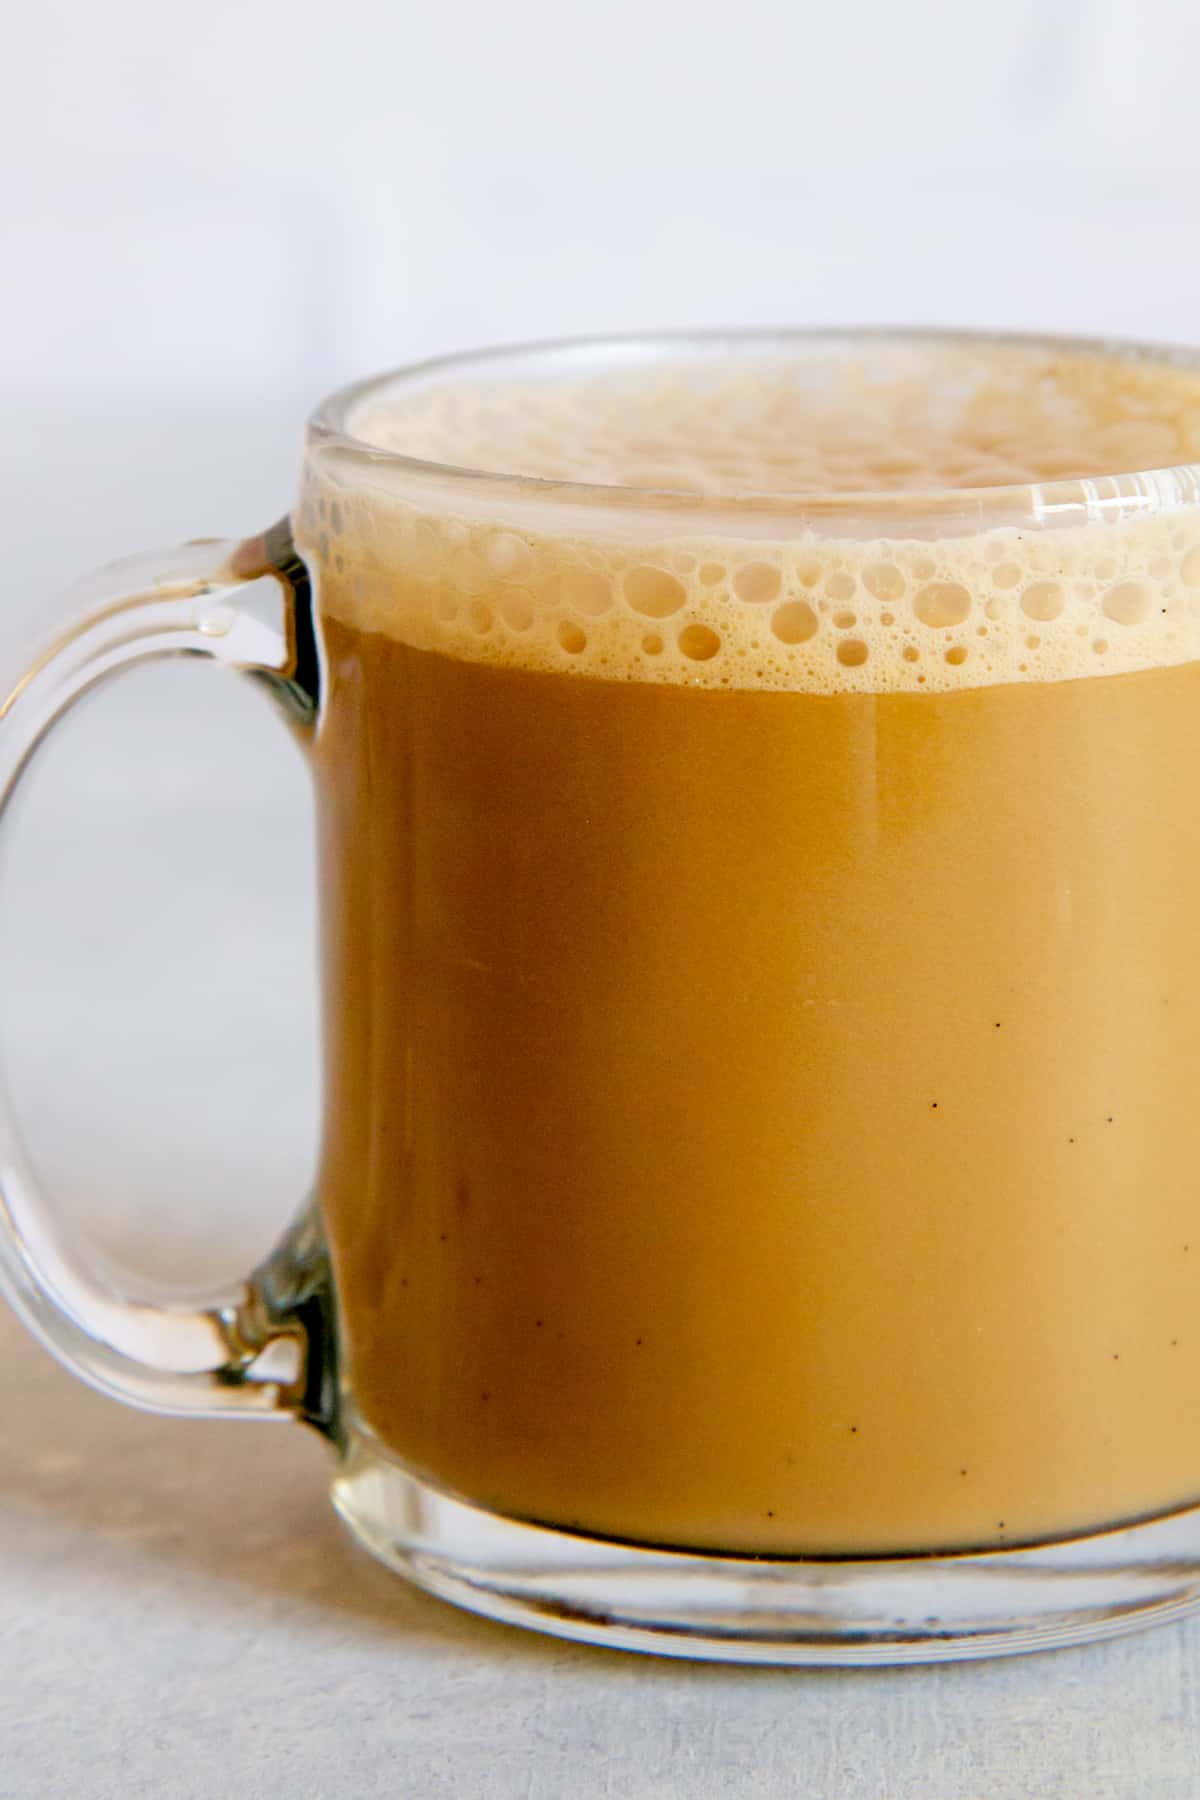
[330, 1424, 1200, 1664]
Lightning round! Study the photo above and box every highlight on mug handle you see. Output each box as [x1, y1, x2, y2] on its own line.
[0, 520, 337, 1432]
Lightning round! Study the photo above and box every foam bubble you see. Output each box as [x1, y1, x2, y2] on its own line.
[678, 623, 722, 662]
[771, 601, 819, 645]
[914, 582, 972, 628]
[1102, 581, 1149, 625]
[732, 562, 782, 605]
[1021, 582, 1064, 622]
[625, 566, 687, 617]
[864, 563, 906, 602]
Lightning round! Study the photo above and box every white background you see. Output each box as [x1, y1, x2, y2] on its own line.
[8, 0, 1200, 413]
[5, 4, 1200, 1794]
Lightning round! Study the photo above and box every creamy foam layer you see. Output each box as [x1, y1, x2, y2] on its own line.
[351, 341, 1200, 494]
[300, 343, 1200, 693]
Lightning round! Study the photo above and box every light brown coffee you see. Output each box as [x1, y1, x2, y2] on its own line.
[301, 341, 1200, 1554]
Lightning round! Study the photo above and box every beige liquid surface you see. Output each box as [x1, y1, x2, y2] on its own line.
[302, 340, 1200, 1553]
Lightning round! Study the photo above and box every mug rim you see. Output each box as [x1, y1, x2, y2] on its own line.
[306, 325, 1200, 531]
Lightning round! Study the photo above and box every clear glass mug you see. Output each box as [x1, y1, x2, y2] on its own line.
[6, 327, 1200, 1666]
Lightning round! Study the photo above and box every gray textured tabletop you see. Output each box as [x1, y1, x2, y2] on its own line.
[5, 1299, 1200, 1800]
[2, 408, 1200, 1798]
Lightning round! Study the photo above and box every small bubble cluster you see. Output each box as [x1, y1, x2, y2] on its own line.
[299, 347, 1200, 694]
[298, 488, 1200, 693]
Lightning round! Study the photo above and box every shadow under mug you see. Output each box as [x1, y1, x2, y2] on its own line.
[6, 327, 1200, 1665]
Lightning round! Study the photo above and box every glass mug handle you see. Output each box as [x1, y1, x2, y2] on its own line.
[0, 520, 336, 1431]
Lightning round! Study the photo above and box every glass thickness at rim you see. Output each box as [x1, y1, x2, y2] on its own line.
[306, 324, 1200, 533]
